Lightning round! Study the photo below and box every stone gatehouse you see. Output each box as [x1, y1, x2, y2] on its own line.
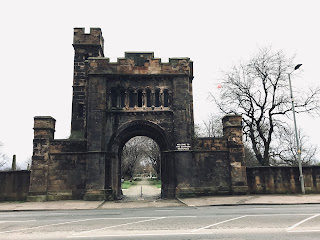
[27, 28, 248, 201]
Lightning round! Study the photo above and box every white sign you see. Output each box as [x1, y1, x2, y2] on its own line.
[176, 143, 191, 151]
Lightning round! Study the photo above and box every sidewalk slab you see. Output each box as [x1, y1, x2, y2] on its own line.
[1, 194, 320, 211]
[0, 200, 103, 211]
[100, 199, 183, 209]
[245, 194, 320, 205]
[178, 194, 320, 207]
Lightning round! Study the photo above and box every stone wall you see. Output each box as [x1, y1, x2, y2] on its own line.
[46, 140, 87, 200]
[189, 114, 249, 197]
[247, 166, 320, 194]
[0, 171, 30, 201]
[191, 150, 231, 196]
[28, 117, 88, 201]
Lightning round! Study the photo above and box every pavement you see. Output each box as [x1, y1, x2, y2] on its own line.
[1, 194, 320, 212]
[1, 179, 320, 211]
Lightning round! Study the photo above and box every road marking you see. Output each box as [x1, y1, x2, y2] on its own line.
[0, 220, 36, 224]
[248, 213, 316, 217]
[288, 229, 320, 233]
[155, 210, 175, 212]
[72, 217, 165, 236]
[67, 232, 222, 238]
[252, 208, 273, 210]
[191, 215, 247, 232]
[287, 214, 320, 231]
[0, 217, 154, 234]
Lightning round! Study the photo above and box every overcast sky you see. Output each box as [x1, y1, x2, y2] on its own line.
[1, 0, 319, 168]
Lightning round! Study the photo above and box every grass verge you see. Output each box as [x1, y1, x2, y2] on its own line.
[121, 180, 137, 189]
[149, 178, 161, 188]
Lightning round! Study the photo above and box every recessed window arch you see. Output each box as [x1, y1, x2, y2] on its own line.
[111, 88, 117, 108]
[146, 88, 151, 107]
[163, 89, 169, 107]
[129, 89, 135, 108]
[155, 89, 160, 107]
[120, 89, 125, 108]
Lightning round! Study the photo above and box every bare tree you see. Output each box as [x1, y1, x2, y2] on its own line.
[143, 138, 161, 177]
[270, 127, 318, 166]
[121, 136, 161, 179]
[0, 142, 9, 170]
[202, 114, 223, 137]
[213, 47, 320, 166]
[193, 123, 202, 139]
[121, 137, 145, 180]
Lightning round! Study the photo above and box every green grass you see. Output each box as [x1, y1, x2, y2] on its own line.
[149, 178, 161, 188]
[121, 180, 137, 189]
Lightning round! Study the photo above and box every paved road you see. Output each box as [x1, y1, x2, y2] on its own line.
[1, 204, 320, 239]
[122, 178, 160, 201]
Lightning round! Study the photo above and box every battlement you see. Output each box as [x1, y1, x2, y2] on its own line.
[73, 27, 104, 49]
[87, 52, 193, 76]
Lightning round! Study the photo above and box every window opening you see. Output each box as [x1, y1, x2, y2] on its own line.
[163, 89, 169, 107]
[129, 90, 134, 107]
[146, 89, 151, 107]
[120, 89, 125, 108]
[111, 89, 117, 108]
[78, 103, 84, 118]
[155, 89, 160, 107]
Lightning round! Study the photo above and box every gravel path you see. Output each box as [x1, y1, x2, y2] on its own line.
[121, 178, 161, 201]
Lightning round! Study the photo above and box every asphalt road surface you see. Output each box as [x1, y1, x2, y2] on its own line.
[1, 204, 320, 239]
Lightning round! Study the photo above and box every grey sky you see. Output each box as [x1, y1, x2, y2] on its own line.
[1, 0, 319, 167]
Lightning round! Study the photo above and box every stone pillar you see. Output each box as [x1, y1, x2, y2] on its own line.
[151, 90, 155, 108]
[142, 90, 146, 109]
[124, 90, 128, 109]
[27, 116, 56, 201]
[11, 155, 16, 171]
[223, 115, 248, 194]
[84, 76, 107, 201]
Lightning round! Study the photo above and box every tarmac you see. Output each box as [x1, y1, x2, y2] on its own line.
[1, 194, 320, 212]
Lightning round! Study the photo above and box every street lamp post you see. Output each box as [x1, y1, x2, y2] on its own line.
[288, 63, 305, 194]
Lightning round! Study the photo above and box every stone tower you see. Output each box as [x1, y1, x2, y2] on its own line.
[71, 28, 104, 137]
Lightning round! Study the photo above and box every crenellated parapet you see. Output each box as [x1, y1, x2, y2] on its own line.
[86, 52, 193, 76]
[73, 27, 104, 50]
[195, 138, 228, 151]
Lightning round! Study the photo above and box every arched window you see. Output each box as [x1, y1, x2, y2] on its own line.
[111, 88, 117, 108]
[155, 89, 160, 107]
[129, 90, 134, 108]
[163, 89, 169, 107]
[146, 89, 151, 107]
[137, 90, 143, 107]
[120, 89, 125, 108]
[78, 103, 84, 117]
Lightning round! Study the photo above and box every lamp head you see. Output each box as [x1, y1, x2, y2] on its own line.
[294, 64, 303, 70]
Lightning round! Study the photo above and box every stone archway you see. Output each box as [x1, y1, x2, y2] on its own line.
[28, 28, 248, 202]
[106, 120, 175, 200]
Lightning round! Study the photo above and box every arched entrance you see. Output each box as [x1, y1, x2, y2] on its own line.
[106, 120, 175, 200]
[120, 136, 161, 201]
